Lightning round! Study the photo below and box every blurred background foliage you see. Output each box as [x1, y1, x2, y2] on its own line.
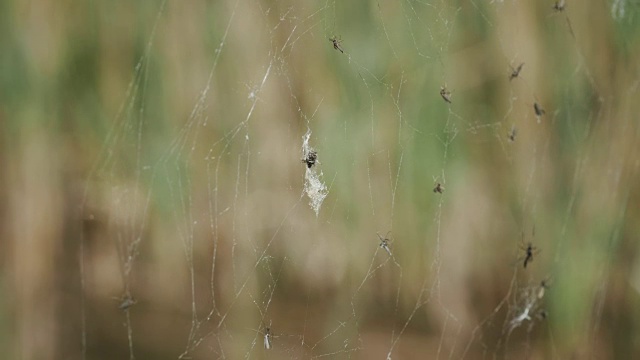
[1, 0, 640, 359]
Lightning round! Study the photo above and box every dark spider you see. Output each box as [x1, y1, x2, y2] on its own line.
[509, 63, 525, 81]
[302, 150, 318, 169]
[433, 182, 445, 194]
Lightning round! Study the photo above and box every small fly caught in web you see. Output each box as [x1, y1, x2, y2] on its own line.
[254, 320, 276, 350]
[433, 182, 445, 194]
[377, 232, 393, 256]
[534, 102, 546, 117]
[521, 242, 540, 269]
[537, 278, 551, 299]
[329, 35, 344, 53]
[553, 0, 565, 11]
[116, 294, 137, 311]
[509, 62, 524, 81]
[440, 85, 452, 104]
[508, 126, 517, 142]
[537, 309, 548, 320]
[263, 326, 272, 350]
[533, 102, 546, 123]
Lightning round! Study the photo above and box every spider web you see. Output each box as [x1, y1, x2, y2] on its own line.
[76, 0, 640, 359]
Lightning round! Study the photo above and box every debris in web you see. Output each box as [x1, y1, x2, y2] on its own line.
[611, 0, 627, 21]
[553, 0, 566, 12]
[507, 281, 549, 334]
[302, 129, 328, 216]
[440, 85, 452, 104]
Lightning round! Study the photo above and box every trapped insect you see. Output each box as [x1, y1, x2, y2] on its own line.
[377, 232, 393, 256]
[553, 0, 565, 11]
[537, 279, 551, 299]
[440, 86, 452, 104]
[521, 242, 539, 268]
[118, 295, 137, 311]
[534, 102, 545, 117]
[508, 127, 517, 142]
[509, 63, 524, 81]
[255, 320, 275, 350]
[537, 309, 548, 320]
[302, 150, 318, 169]
[329, 36, 344, 53]
[433, 182, 445, 194]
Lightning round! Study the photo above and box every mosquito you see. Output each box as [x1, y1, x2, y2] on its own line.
[521, 242, 540, 268]
[440, 85, 452, 104]
[533, 102, 546, 117]
[302, 150, 318, 169]
[509, 63, 525, 81]
[377, 232, 393, 256]
[329, 36, 344, 53]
